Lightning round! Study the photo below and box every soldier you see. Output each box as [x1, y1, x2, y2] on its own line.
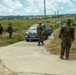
[37, 22, 44, 46]
[0, 24, 3, 35]
[59, 19, 75, 59]
[7, 23, 13, 39]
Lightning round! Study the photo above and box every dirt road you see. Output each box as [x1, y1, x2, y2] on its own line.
[0, 35, 54, 75]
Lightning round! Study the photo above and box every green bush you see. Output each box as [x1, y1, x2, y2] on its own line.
[72, 23, 76, 26]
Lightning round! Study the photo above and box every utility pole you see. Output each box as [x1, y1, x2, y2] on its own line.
[55, 11, 57, 24]
[55, 10, 59, 25]
[57, 10, 59, 22]
[44, 0, 46, 24]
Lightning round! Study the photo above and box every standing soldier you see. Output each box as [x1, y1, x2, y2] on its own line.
[59, 19, 75, 59]
[37, 22, 44, 46]
[7, 23, 13, 39]
[0, 24, 3, 35]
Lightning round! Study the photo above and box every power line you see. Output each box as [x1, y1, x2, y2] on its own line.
[1, 2, 17, 14]
[19, 0, 35, 11]
[19, 0, 29, 8]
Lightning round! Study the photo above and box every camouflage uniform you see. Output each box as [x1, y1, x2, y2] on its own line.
[7, 24, 13, 39]
[59, 19, 75, 59]
[0, 24, 3, 35]
[37, 23, 44, 46]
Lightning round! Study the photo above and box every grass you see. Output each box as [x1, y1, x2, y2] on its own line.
[0, 19, 39, 46]
[44, 27, 76, 60]
[0, 16, 76, 47]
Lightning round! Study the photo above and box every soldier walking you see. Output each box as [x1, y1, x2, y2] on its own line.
[7, 23, 13, 39]
[59, 19, 75, 59]
[37, 22, 44, 46]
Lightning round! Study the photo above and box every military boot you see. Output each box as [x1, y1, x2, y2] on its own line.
[59, 55, 64, 59]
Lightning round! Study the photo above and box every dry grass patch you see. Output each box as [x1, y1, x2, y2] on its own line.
[45, 28, 76, 60]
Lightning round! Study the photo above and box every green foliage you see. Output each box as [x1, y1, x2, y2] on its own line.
[72, 23, 76, 26]
[72, 21, 76, 26]
[0, 33, 25, 46]
[0, 16, 76, 46]
[0, 19, 38, 32]
[0, 19, 38, 46]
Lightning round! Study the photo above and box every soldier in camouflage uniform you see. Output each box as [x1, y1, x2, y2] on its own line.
[59, 19, 75, 59]
[37, 22, 44, 46]
[7, 23, 13, 39]
[0, 24, 3, 35]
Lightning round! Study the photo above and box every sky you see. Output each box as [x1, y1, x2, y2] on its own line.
[0, 0, 76, 16]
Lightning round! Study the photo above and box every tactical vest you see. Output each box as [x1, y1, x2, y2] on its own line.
[37, 25, 42, 33]
[62, 25, 72, 36]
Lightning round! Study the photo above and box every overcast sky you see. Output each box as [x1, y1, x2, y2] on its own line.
[0, 0, 76, 16]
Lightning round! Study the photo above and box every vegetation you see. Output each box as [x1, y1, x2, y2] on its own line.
[45, 27, 76, 60]
[0, 19, 38, 46]
[0, 15, 76, 47]
[44, 14, 76, 60]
